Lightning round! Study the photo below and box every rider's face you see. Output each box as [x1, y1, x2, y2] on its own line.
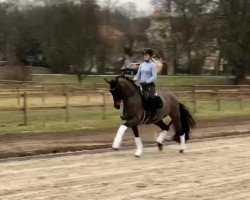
[144, 53, 150, 61]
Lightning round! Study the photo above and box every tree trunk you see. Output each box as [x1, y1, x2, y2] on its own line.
[234, 65, 246, 84]
[187, 46, 192, 74]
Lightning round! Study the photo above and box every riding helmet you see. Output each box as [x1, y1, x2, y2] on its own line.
[142, 48, 154, 57]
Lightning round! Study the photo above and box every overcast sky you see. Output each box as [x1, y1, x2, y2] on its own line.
[0, 0, 152, 9]
[98, 0, 153, 11]
[0, 0, 154, 13]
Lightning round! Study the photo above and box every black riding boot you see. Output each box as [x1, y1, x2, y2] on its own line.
[147, 95, 163, 122]
[140, 83, 156, 122]
[147, 97, 157, 121]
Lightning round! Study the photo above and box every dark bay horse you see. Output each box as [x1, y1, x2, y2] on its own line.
[105, 75, 195, 157]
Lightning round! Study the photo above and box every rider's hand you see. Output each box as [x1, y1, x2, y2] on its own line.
[133, 80, 140, 87]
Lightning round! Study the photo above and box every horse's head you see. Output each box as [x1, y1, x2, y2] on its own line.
[105, 77, 123, 109]
[105, 75, 140, 110]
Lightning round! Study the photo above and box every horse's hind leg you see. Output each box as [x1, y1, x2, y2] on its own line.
[132, 126, 143, 157]
[179, 134, 185, 153]
[154, 120, 171, 151]
[171, 114, 186, 153]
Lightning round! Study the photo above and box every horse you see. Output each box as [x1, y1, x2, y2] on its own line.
[105, 75, 195, 157]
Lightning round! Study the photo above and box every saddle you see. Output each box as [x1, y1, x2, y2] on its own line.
[120, 85, 163, 123]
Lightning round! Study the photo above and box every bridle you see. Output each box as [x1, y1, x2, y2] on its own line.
[109, 80, 123, 100]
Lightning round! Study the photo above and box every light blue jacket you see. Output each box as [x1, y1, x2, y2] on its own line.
[133, 61, 157, 83]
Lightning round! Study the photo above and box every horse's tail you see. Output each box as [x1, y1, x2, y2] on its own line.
[174, 103, 196, 143]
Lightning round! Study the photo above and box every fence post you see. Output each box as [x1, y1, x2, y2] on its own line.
[87, 91, 90, 102]
[102, 92, 106, 120]
[238, 86, 243, 110]
[23, 92, 28, 126]
[65, 89, 69, 123]
[216, 88, 221, 111]
[42, 86, 45, 104]
[192, 86, 196, 113]
[62, 83, 67, 94]
[17, 86, 20, 105]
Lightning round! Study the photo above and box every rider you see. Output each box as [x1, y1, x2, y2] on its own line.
[133, 48, 158, 121]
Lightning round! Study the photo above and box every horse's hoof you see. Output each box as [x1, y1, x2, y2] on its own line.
[157, 143, 163, 151]
[112, 148, 119, 151]
[134, 151, 142, 158]
[179, 149, 184, 153]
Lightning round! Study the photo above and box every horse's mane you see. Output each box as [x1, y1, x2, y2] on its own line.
[116, 75, 140, 89]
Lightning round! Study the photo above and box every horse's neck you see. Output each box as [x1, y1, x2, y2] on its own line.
[119, 80, 143, 119]
[122, 85, 141, 109]
[119, 80, 140, 101]
[121, 82, 138, 97]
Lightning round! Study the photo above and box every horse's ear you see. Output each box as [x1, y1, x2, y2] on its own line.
[104, 78, 111, 84]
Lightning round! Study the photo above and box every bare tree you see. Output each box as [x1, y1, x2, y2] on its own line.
[217, 0, 250, 84]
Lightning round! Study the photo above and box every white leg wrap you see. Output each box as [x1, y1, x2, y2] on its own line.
[180, 134, 186, 150]
[156, 130, 168, 144]
[112, 125, 128, 149]
[134, 137, 143, 157]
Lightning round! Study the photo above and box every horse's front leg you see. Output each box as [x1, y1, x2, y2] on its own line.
[126, 118, 143, 157]
[112, 118, 140, 151]
[112, 124, 128, 150]
[112, 118, 142, 157]
[131, 126, 143, 157]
